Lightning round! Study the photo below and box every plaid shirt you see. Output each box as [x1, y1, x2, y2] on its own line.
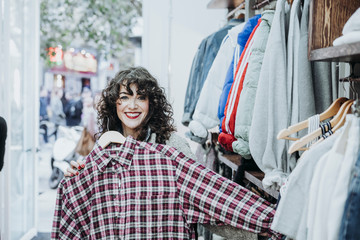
[52, 136, 281, 239]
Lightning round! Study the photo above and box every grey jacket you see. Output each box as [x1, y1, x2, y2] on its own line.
[248, 0, 292, 191]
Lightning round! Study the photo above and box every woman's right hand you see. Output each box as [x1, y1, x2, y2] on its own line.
[64, 158, 85, 177]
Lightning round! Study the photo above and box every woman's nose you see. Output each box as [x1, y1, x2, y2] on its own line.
[128, 99, 137, 108]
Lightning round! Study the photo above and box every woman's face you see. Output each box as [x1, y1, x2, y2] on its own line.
[116, 83, 149, 138]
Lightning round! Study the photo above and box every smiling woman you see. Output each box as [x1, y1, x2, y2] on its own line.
[63, 66, 268, 239]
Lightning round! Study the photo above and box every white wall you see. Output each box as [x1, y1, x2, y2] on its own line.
[142, 0, 227, 137]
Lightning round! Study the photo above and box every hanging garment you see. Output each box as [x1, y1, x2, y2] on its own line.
[297, 0, 335, 118]
[52, 136, 282, 240]
[218, 18, 262, 152]
[328, 115, 360, 239]
[187, 22, 245, 142]
[232, 10, 274, 159]
[218, 53, 239, 134]
[339, 144, 360, 240]
[307, 115, 359, 240]
[248, 0, 291, 191]
[182, 19, 243, 126]
[297, 0, 335, 122]
[287, 0, 307, 141]
[218, 15, 262, 134]
[182, 37, 210, 127]
[270, 129, 340, 238]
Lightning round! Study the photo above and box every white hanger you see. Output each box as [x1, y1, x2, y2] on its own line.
[98, 131, 126, 149]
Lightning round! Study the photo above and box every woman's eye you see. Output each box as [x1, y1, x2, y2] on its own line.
[138, 95, 146, 100]
[120, 96, 128, 100]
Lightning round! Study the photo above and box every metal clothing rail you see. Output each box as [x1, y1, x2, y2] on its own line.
[226, 2, 246, 19]
[252, 0, 275, 10]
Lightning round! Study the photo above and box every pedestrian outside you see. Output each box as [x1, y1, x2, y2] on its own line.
[50, 88, 66, 139]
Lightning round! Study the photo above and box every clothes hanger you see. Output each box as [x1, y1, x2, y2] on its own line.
[277, 97, 349, 140]
[331, 100, 354, 132]
[97, 118, 126, 148]
[98, 131, 126, 149]
[307, 99, 355, 148]
[288, 99, 354, 154]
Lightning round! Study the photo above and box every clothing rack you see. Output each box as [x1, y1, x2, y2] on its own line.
[339, 76, 360, 82]
[226, 0, 276, 22]
[226, 2, 246, 19]
[204, 0, 360, 201]
[252, 0, 275, 10]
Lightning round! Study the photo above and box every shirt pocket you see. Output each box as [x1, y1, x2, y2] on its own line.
[123, 192, 190, 238]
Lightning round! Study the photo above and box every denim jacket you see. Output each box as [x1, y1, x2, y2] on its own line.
[182, 19, 243, 126]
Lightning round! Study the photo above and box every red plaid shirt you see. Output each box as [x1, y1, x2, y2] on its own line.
[52, 136, 281, 239]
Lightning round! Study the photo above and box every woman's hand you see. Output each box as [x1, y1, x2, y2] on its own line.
[64, 158, 85, 177]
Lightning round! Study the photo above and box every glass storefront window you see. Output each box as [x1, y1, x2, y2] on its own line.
[0, 0, 39, 239]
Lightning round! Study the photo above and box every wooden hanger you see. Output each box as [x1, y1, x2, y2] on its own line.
[277, 97, 349, 140]
[312, 99, 355, 148]
[98, 131, 126, 149]
[288, 99, 354, 154]
[331, 99, 354, 132]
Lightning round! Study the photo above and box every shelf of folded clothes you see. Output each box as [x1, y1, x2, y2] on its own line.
[309, 41, 360, 62]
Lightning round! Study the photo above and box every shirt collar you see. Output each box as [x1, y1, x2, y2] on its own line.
[92, 135, 138, 172]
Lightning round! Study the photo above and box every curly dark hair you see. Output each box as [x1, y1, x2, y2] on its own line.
[96, 66, 176, 144]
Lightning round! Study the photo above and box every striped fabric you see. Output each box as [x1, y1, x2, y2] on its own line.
[218, 18, 262, 152]
[223, 18, 261, 136]
[52, 136, 281, 239]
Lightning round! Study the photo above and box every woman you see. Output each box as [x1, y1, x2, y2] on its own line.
[65, 66, 194, 174]
[64, 66, 261, 239]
